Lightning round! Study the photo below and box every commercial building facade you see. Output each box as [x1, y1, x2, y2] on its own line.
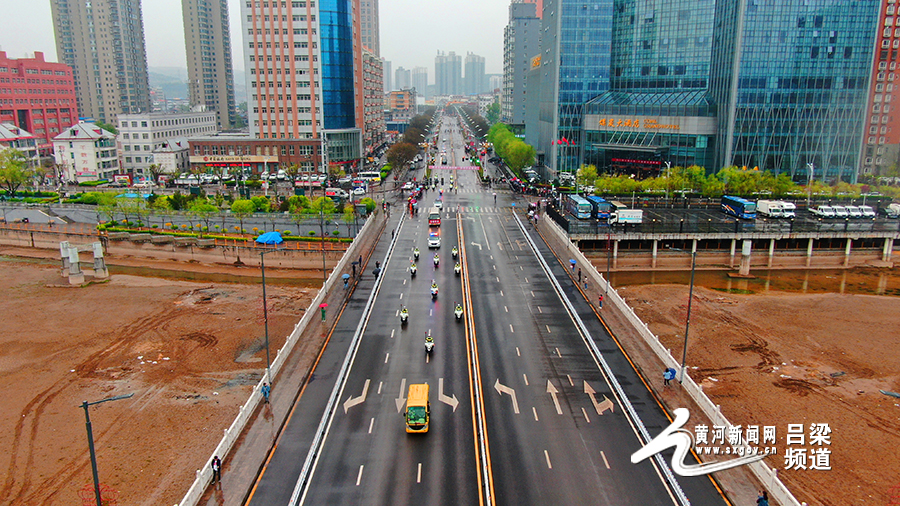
[412, 67, 428, 99]
[50, 0, 150, 123]
[152, 137, 191, 177]
[360, 0, 380, 56]
[464, 53, 486, 96]
[0, 123, 40, 161]
[117, 111, 218, 175]
[182, 0, 237, 130]
[502, 2, 540, 125]
[395, 67, 411, 91]
[435, 51, 462, 96]
[363, 51, 387, 157]
[861, 0, 900, 177]
[187, 133, 321, 175]
[0, 51, 79, 154]
[53, 121, 119, 182]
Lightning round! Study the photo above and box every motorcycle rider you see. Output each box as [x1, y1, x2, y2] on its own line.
[400, 306, 409, 323]
[410, 262, 417, 275]
[433, 253, 440, 266]
[425, 334, 434, 353]
[455, 303, 463, 319]
[451, 246, 458, 258]
[431, 280, 439, 298]
[413, 247, 420, 260]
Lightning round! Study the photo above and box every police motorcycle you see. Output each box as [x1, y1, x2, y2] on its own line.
[451, 246, 458, 259]
[454, 303, 463, 321]
[433, 253, 440, 267]
[424, 334, 435, 354]
[400, 306, 409, 325]
[431, 281, 439, 300]
[410, 262, 417, 277]
[454, 262, 461, 276]
[413, 247, 420, 261]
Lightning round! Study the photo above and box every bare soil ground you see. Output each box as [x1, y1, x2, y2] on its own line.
[619, 284, 900, 506]
[0, 256, 314, 506]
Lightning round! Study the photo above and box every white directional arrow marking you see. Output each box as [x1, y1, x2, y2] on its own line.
[470, 242, 482, 250]
[438, 378, 459, 412]
[494, 379, 519, 414]
[343, 379, 370, 414]
[395, 378, 407, 413]
[584, 380, 615, 416]
[497, 242, 504, 251]
[547, 380, 563, 415]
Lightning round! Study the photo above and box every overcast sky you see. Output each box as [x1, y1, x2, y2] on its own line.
[0, 0, 507, 80]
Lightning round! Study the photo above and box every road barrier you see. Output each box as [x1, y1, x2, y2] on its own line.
[536, 212, 801, 506]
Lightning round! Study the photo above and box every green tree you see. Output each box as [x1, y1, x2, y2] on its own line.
[0, 148, 34, 196]
[505, 142, 536, 171]
[147, 163, 165, 185]
[250, 195, 271, 212]
[231, 199, 255, 235]
[94, 121, 118, 135]
[360, 197, 376, 214]
[308, 196, 336, 215]
[386, 142, 418, 171]
[115, 197, 146, 226]
[577, 165, 598, 187]
[189, 199, 219, 235]
[485, 102, 500, 125]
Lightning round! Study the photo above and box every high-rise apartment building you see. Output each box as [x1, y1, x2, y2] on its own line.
[503, 2, 540, 125]
[50, 0, 150, 123]
[412, 67, 428, 97]
[861, 0, 900, 176]
[395, 67, 411, 91]
[241, 0, 363, 170]
[363, 50, 387, 156]
[182, 0, 237, 130]
[464, 53, 486, 96]
[435, 51, 462, 96]
[360, 0, 380, 55]
[0, 51, 79, 153]
[383, 58, 392, 92]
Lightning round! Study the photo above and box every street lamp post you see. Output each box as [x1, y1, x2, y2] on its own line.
[79, 393, 134, 506]
[259, 249, 283, 381]
[806, 162, 814, 208]
[667, 245, 697, 384]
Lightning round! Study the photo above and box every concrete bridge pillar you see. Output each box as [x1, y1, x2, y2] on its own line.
[651, 239, 658, 268]
[67, 247, 84, 285]
[92, 242, 109, 279]
[59, 241, 71, 277]
[739, 239, 752, 276]
[767, 238, 776, 268]
[729, 239, 736, 268]
[844, 238, 853, 267]
[613, 240, 619, 270]
[806, 238, 814, 268]
[883, 238, 894, 262]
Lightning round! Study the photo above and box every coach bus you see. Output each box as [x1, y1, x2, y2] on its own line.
[721, 195, 757, 220]
[428, 207, 441, 226]
[586, 195, 613, 220]
[563, 194, 593, 220]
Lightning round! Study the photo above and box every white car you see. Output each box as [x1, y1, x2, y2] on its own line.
[434, 200, 443, 209]
[352, 187, 366, 196]
[402, 182, 414, 190]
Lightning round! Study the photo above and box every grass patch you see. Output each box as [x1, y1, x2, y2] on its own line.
[711, 287, 755, 295]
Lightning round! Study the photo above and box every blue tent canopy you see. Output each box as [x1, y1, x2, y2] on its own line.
[115, 193, 151, 199]
[255, 231, 284, 244]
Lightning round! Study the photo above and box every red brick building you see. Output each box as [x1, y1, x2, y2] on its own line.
[862, 1, 900, 176]
[0, 51, 78, 155]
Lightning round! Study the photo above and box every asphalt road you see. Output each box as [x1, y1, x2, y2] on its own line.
[245, 115, 730, 505]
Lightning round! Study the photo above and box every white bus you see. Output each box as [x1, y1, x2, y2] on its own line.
[358, 171, 381, 183]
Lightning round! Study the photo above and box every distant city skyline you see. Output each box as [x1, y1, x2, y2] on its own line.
[0, 0, 505, 80]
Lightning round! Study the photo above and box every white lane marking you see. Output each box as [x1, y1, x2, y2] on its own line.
[368, 418, 375, 433]
[496, 276, 500, 283]
[531, 290, 535, 297]
[493, 264, 496, 270]
[491, 255, 493, 260]
[357, 465, 364, 486]
[426, 352, 430, 364]
[509, 324, 514, 333]
[567, 375, 574, 386]
[504, 305, 508, 312]
[582, 407, 591, 423]
[417, 463, 422, 483]
[377, 381, 383, 395]
[391, 329, 395, 339]
[538, 306, 542, 313]
[430, 308, 433, 316]
[403, 279, 407, 285]
[533, 407, 539, 421]
[400, 293, 403, 299]
[520, 265, 523, 270]
[525, 277, 528, 283]
[544, 450, 552, 469]
[556, 348, 561, 358]
[395, 309, 399, 317]
[546, 380, 563, 415]
[601, 451, 610, 469]
[546, 325, 551, 333]
[500, 290, 504, 297]
[516, 347, 520, 357]
[384, 353, 390, 364]
[523, 373, 529, 386]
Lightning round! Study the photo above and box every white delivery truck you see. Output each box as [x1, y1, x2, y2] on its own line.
[810, 205, 836, 218]
[757, 200, 785, 218]
[858, 205, 876, 218]
[779, 201, 797, 218]
[832, 205, 849, 218]
[609, 209, 643, 225]
[885, 203, 900, 218]
[845, 205, 863, 218]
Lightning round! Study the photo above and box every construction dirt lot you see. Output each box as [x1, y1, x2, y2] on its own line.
[0, 253, 318, 506]
[0, 247, 898, 505]
[619, 283, 900, 506]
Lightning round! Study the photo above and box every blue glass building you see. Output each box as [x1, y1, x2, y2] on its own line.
[319, 0, 356, 130]
[709, 0, 879, 183]
[531, 0, 614, 174]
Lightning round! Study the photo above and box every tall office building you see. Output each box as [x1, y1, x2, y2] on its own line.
[861, 0, 900, 176]
[528, 0, 613, 173]
[395, 67, 411, 90]
[182, 0, 237, 130]
[382, 58, 392, 92]
[464, 53, 486, 95]
[50, 0, 150, 123]
[362, 50, 387, 155]
[503, 1, 540, 125]
[435, 51, 462, 96]
[360, 0, 380, 55]
[412, 67, 428, 97]
[709, 0, 879, 183]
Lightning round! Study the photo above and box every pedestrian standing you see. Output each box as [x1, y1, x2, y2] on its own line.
[578, 268, 582, 283]
[664, 368, 676, 386]
[598, 294, 603, 308]
[211, 456, 222, 484]
[261, 382, 271, 403]
[756, 491, 769, 506]
[352, 263, 357, 279]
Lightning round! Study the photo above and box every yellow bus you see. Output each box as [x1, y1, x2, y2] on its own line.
[405, 383, 430, 433]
